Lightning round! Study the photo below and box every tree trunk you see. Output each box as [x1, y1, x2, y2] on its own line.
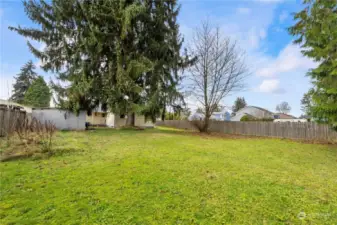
[125, 112, 135, 126]
[201, 114, 210, 133]
[161, 104, 166, 121]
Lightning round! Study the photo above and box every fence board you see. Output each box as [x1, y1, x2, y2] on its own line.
[0, 107, 27, 137]
[156, 120, 337, 142]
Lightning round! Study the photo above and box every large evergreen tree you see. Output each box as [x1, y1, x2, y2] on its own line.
[10, 60, 37, 104]
[24, 76, 51, 107]
[139, 0, 193, 122]
[9, 0, 190, 125]
[289, 0, 337, 129]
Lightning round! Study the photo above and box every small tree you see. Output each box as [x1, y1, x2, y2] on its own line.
[24, 76, 51, 107]
[232, 97, 247, 115]
[187, 20, 248, 132]
[276, 101, 291, 114]
[10, 60, 37, 104]
[301, 91, 312, 115]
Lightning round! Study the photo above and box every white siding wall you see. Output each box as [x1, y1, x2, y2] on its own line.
[32, 109, 86, 130]
[114, 117, 127, 127]
[106, 113, 115, 127]
[112, 115, 154, 128]
[86, 113, 106, 125]
[134, 115, 154, 127]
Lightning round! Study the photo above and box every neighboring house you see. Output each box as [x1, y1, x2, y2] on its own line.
[273, 113, 307, 122]
[32, 108, 86, 130]
[273, 113, 297, 119]
[87, 105, 154, 128]
[189, 113, 203, 120]
[211, 111, 231, 121]
[189, 111, 231, 121]
[231, 106, 274, 121]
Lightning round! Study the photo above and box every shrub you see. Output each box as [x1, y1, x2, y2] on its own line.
[240, 115, 251, 121]
[190, 119, 210, 132]
[259, 118, 274, 122]
[190, 119, 203, 132]
[240, 115, 274, 122]
[15, 117, 56, 153]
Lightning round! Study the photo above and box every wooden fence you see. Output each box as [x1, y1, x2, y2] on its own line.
[0, 106, 27, 137]
[156, 120, 337, 142]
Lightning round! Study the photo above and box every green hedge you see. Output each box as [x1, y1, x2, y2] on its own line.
[240, 115, 274, 122]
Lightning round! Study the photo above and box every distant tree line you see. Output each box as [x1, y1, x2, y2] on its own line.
[10, 60, 50, 107]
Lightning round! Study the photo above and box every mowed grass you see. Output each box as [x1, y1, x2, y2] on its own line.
[0, 128, 337, 224]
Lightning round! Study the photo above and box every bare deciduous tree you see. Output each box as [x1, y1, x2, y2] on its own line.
[188, 21, 248, 132]
[276, 101, 291, 114]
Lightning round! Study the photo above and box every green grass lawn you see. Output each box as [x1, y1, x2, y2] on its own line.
[1, 128, 337, 224]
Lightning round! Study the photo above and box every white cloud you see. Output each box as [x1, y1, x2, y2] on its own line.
[246, 27, 268, 49]
[247, 28, 266, 49]
[256, 79, 285, 94]
[256, 43, 317, 77]
[184, 95, 200, 113]
[279, 11, 288, 23]
[237, 7, 251, 14]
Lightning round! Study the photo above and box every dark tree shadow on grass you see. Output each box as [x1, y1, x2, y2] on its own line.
[1, 146, 85, 162]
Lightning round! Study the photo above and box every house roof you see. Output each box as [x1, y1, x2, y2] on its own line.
[250, 106, 274, 114]
[0, 99, 32, 113]
[236, 106, 273, 115]
[274, 113, 297, 119]
[243, 113, 257, 118]
[32, 107, 87, 113]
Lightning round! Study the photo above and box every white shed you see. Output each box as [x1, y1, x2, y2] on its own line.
[32, 108, 86, 130]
